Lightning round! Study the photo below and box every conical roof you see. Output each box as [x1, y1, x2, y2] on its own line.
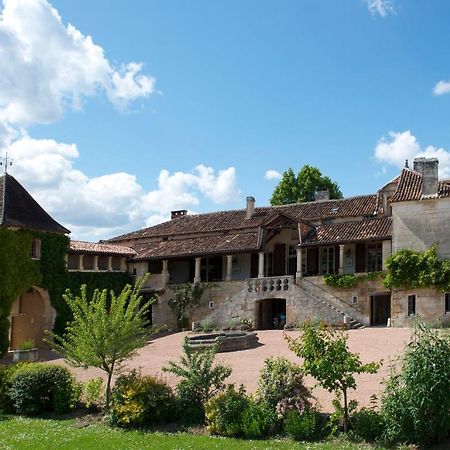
[0, 173, 70, 234]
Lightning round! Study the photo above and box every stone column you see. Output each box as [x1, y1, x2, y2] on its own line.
[77, 254, 84, 271]
[226, 255, 233, 281]
[162, 259, 170, 285]
[296, 248, 303, 281]
[107, 256, 113, 271]
[339, 244, 345, 274]
[93, 255, 99, 271]
[120, 257, 127, 272]
[194, 257, 201, 283]
[258, 252, 265, 278]
[382, 240, 392, 271]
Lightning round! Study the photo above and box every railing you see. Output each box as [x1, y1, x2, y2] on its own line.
[301, 277, 362, 314]
[247, 276, 294, 293]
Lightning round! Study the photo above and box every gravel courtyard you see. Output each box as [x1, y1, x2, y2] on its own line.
[43, 327, 412, 412]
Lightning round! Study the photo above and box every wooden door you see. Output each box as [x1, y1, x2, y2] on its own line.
[273, 244, 286, 276]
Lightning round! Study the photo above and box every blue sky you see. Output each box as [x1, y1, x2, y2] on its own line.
[2, 0, 450, 240]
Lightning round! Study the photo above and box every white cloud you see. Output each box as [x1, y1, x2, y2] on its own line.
[365, 0, 395, 17]
[6, 134, 241, 240]
[433, 80, 450, 96]
[374, 130, 450, 178]
[264, 170, 282, 181]
[0, 0, 155, 126]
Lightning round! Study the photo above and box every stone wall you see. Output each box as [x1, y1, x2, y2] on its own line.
[391, 287, 450, 327]
[392, 198, 450, 258]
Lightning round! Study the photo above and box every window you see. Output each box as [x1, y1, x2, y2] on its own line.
[408, 294, 416, 316]
[264, 253, 273, 277]
[208, 301, 215, 309]
[445, 293, 450, 314]
[319, 246, 335, 275]
[29, 239, 41, 260]
[367, 242, 382, 272]
[352, 295, 358, 305]
[287, 245, 297, 276]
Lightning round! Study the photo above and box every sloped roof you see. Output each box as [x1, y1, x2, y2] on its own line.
[109, 194, 378, 242]
[302, 217, 392, 246]
[69, 240, 136, 256]
[132, 232, 259, 261]
[390, 168, 450, 203]
[0, 174, 70, 234]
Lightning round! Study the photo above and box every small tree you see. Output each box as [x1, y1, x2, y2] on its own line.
[49, 276, 153, 411]
[285, 321, 379, 431]
[168, 282, 205, 329]
[163, 338, 231, 415]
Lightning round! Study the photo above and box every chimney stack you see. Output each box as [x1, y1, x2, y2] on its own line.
[314, 189, 330, 202]
[171, 209, 187, 220]
[246, 196, 255, 219]
[413, 157, 439, 197]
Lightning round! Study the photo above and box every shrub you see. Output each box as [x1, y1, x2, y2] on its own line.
[17, 339, 35, 351]
[323, 274, 358, 288]
[0, 363, 28, 412]
[205, 384, 249, 436]
[255, 357, 312, 417]
[241, 401, 277, 438]
[351, 407, 384, 442]
[8, 363, 79, 415]
[382, 324, 450, 446]
[81, 377, 105, 411]
[109, 370, 177, 428]
[284, 410, 325, 441]
[163, 338, 231, 420]
[199, 318, 214, 332]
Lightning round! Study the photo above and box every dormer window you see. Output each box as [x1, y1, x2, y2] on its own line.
[330, 207, 339, 214]
[30, 239, 41, 260]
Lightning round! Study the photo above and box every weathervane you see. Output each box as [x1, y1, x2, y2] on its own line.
[0, 152, 12, 174]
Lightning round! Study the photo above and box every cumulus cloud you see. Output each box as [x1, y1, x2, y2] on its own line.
[374, 130, 450, 178]
[365, 0, 395, 17]
[433, 80, 450, 96]
[264, 170, 282, 181]
[0, 0, 155, 126]
[7, 134, 241, 240]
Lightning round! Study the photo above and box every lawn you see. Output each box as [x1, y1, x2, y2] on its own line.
[0, 416, 391, 450]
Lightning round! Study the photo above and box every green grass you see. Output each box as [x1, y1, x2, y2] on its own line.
[0, 416, 391, 450]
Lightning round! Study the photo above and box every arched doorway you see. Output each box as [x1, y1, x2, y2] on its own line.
[10, 288, 47, 349]
[255, 298, 286, 329]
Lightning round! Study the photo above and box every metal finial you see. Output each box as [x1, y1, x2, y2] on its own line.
[0, 152, 12, 174]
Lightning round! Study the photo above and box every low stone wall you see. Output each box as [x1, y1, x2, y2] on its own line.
[187, 331, 259, 352]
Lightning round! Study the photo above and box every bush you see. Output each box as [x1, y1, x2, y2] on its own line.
[284, 410, 325, 441]
[8, 363, 79, 415]
[350, 407, 383, 442]
[255, 357, 312, 417]
[382, 324, 450, 446]
[205, 384, 249, 436]
[81, 377, 105, 411]
[109, 370, 177, 428]
[241, 401, 277, 438]
[163, 338, 231, 420]
[0, 363, 29, 412]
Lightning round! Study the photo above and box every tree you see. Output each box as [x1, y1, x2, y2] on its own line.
[48, 276, 153, 411]
[285, 321, 379, 432]
[168, 282, 205, 329]
[270, 165, 343, 205]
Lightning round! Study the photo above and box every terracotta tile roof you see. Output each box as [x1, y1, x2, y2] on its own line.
[69, 240, 136, 256]
[0, 174, 70, 234]
[302, 217, 392, 246]
[132, 232, 259, 261]
[390, 168, 450, 202]
[109, 194, 378, 242]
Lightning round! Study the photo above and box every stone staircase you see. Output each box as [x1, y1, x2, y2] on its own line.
[300, 278, 366, 330]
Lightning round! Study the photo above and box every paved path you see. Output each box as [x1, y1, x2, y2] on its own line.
[21, 327, 411, 412]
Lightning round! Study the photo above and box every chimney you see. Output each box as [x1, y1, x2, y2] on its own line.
[314, 189, 330, 202]
[171, 209, 187, 220]
[413, 157, 439, 196]
[246, 196, 255, 219]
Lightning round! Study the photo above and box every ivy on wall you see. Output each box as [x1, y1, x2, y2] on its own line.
[323, 272, 384, 289]
[383, 245, 450, 292]
[0, 227, 133, 356]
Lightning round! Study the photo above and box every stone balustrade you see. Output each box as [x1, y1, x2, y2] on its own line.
[247, 275, 294, 293]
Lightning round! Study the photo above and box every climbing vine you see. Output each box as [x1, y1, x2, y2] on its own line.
[383, 245, 450, 292]
[323, 272, 384, 289]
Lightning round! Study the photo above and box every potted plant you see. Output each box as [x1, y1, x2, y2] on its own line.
[13, 339, 38, 362]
